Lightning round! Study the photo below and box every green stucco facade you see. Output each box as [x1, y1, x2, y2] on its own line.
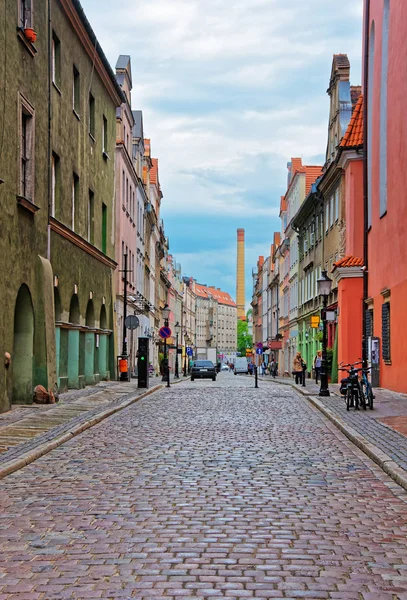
[0, 0, 121, 412]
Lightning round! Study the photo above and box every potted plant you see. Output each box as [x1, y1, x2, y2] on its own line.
[24, 28, 37, 43]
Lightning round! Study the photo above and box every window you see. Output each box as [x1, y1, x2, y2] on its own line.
[89, 93, 95, 138]
[20, 111, 32, 199]
[72, 173, 79, 231]
[126, 177, 129, 211]
[88, 190, 94, 244]
[102, 115, 108, 156]
[325, 202, 329, 233]
[51, 152, 60, 217]
[365, 308, 373, 339]
[73, 66, 80, 116]
[102, 203, 107, 253]
[52, 33, 61, 88]
[329, 195, 334, 227]
[382, 302, 391, 361]
[19, 0, 32, 28]
[335, 188, 339, 221]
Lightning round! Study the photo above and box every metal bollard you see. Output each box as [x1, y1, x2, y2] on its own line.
[254, 366, 258, 388]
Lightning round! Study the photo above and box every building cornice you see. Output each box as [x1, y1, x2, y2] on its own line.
[337, 148, 363, 170]
[50, 217, 117, 270]
[332, 266, 364, 282]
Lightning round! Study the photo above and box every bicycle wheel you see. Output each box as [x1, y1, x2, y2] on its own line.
[346, 388, 352, 411]
[366, 382, 374, 410]
[358, 381, 366, 410]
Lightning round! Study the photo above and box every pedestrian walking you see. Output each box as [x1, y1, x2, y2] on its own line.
[301, 356, 307, 387]
[314, 350, 322, 384]
[293, 352, 304, 385]
[261, 362, 266, 376]
[270, 358, 277, 378]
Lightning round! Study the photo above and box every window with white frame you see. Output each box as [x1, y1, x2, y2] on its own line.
[52, 32, 61, 88]
[325, 202, 329, 233]
[19, 96, 35, 201]
[72, 172, 79, 231]
[51, 151, 60, 217]
[335, 187, 339, 221]
[330, 194, 334, 227]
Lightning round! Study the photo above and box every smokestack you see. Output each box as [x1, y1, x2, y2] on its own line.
[236, 228, 246, 320]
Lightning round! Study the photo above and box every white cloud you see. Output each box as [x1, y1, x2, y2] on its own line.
[81, 0, 363, 298]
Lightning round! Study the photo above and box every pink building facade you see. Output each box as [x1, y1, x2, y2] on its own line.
[364, 0, 407, 392]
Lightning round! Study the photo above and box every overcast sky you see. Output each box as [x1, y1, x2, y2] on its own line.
[82, 0, 363, 307]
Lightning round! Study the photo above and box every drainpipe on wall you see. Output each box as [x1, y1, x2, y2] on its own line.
[47, 0, 52, 261]
[362, 0, 370, 366]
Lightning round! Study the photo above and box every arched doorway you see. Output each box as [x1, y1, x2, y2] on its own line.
[99, 305, 109, 380]
[85, 300, 95, 385]
[13, 285, 34, 404]
[54, 288, 63, 386]
[68, 294, 81, 388]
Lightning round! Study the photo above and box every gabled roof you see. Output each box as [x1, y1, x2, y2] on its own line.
[340, 95, 363, 148]
[332, 255, 364, 271]
[195, 284, 236, 307]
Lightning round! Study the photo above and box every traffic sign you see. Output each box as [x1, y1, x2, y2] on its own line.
[186, 346, 193, 356]
[159, 326, 172, 339]
[256, 342, 263, 349]
[256, 348, 263, 355]
[124, 315, 140, 330]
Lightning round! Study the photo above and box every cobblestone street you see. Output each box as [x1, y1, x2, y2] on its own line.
[1, 374, 407, 599]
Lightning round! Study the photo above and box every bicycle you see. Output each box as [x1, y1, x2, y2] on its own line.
[339, 362, 366, 411]
[360, 365, 374, 410]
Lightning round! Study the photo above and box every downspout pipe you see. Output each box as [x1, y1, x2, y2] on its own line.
[362, 0, 370, 365]
[47, 0, 52, 261]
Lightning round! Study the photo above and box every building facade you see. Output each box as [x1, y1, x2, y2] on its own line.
[195, 284, 237, 363]
[0, 0, 125, 412]
[363, 0, 407, 392]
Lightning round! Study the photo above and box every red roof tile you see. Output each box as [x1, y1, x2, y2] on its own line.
[279, 195, 287, 214]
[332, 255, 364, 271]
[304, 165, 323, 195]
[195, 284, 236, 307]
[340, 95, 363, 148]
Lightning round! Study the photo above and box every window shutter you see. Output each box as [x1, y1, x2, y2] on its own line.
[381, 303, 390, 361]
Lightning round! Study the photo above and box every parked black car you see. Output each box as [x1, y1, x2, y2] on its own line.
[191, 360, 217, 382]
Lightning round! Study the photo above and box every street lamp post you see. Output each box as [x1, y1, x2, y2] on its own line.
[174, 321, 181, 379]
[317, 270, 333, 397]
[183, 333, 189, 376]
[162, 304, 171, 388]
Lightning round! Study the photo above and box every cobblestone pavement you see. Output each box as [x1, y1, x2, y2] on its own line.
[1, 373, 407, 599]
[261, 375, 407, 472]
[0, 378, 164, 464]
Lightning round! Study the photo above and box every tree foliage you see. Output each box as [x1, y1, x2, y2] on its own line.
[237, 320, 252, 356]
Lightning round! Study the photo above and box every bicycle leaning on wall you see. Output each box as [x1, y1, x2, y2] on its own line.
[339, 361, 375, 411]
